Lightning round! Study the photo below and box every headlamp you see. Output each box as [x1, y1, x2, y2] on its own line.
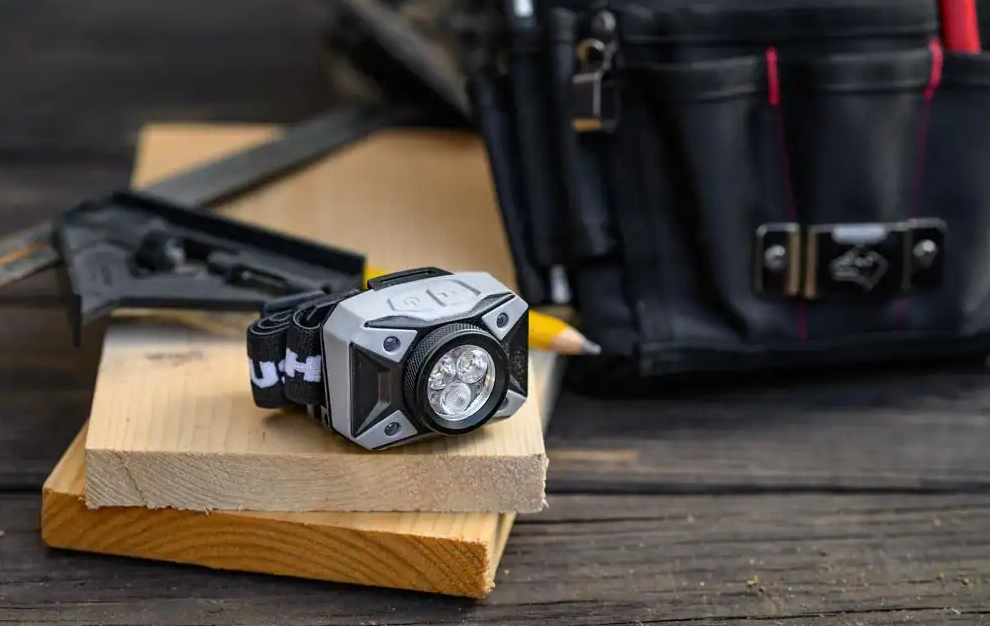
[246, 267, 529, 450]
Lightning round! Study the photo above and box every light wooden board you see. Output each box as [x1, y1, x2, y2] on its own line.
[41, 349, 562, 599]
[83, 125, 550, 514]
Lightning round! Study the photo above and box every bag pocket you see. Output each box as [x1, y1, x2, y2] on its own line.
[616, 49, 805, 347]
[465, 59, 550, 303]
[543, 8, 633, 361]
[504, 11, 567, 270]
[775, 43, 942, 338]
[911, 53, 990, 334]
[547, 7, 619, 261]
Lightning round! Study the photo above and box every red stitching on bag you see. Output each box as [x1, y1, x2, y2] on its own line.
[766, 47, 782, 106]
[895, 38, 944, 328]
[766, 46, 807, 342]
[911, 39, 944, 217]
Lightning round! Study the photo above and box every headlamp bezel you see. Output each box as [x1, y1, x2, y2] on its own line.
[402, 323, 509, 436]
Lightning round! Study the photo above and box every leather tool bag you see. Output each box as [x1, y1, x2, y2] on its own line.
[466, 0, 990, 392]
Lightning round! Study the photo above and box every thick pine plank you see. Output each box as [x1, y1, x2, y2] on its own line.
[38, 348, 561, 599]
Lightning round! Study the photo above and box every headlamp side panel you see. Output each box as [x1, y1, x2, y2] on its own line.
[321, 300, 421, 449]
[492, 308, 529, 421]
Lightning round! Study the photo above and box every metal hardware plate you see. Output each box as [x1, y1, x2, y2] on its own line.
[804, 219, 946, 299]
[753, 219, 947, 300]
[754, 222, 802, 296]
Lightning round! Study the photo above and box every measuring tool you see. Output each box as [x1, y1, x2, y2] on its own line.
[0, 105, 423, 292]
[56, 190, 366, 345]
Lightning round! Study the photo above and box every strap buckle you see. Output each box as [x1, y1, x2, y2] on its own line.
[571, 30, 619, 133]
[754, 218, 947, 299]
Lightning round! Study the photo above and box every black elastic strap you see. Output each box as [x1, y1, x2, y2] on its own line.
[246, 288, 361, 409]
[246, 309, 294, 408]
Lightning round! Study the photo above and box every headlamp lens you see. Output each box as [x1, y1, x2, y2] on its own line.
[455, 348, 489, 383]
[428, 354, 456, 390]
[439, 382, 472, 414]
[427, 344, 495, 420]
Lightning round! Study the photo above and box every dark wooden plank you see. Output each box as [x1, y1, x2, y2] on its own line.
[0, 162, 129, 232]
[2, 492, 987, 624]
[0, 161, 132, 302]
[547, 362, 990, 493]
[0, 272, 63, 306]
[0, 307, 104, 489]
[0, 0, 340, 160]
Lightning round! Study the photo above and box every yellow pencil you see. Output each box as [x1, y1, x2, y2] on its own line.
[364, 266, 600, 356]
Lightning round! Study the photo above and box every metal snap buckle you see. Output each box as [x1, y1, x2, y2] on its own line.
[571, 13, 619, 134]
[803, 218, 947, 300]
[753, 222, 802, 296]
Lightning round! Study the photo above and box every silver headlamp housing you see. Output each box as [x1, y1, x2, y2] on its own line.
[319, 268, 529, 450]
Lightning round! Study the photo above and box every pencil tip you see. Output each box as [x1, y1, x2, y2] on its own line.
[581, 340, 602, 356]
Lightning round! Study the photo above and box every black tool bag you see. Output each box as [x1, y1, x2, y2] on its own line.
[464, 0, 990, 391]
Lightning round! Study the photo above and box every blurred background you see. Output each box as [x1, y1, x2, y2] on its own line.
[1, 1, 347, 259]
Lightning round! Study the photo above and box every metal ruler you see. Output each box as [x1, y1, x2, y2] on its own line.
[0, 105, 422, 291]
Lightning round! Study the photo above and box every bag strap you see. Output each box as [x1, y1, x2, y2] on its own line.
[245, 288, 362, 409]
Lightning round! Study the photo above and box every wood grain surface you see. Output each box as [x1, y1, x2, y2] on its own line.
[547, 360, 990, 493]
[2, 0, 990, 623]
[9, 490, 990, 624]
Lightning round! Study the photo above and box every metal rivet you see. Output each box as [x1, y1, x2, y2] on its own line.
[384, 422, 400, 437]
[383, 336, 400, 352]
[496, 312, 509, 328]
[575, 38, 607, 66]
[764, 245, 788, 272]
[913, 239, 938, 267]
[591, 10, 617, 37]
